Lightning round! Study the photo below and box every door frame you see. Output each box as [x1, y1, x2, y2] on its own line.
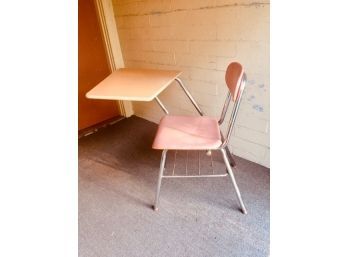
[94, 0, 134, 117]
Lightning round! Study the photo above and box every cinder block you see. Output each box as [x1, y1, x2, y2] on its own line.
[216, 0, 270, 7]
[114, 2, 141, 16]
[148, 27, 172, 40]
[115, 16, 126, 28]
[175, 53, 217, 69]
[190, 41, 236, 57]
[260, 148, 270, 168]
[238, 96, 270, 121]
[235, 41, 269, 74]
[234, 125, 270, 147]
[189, 90, 220, 108]
[124, 60, 148, 68]
[127, 15, 149, 28]
[116, 28, 132, 40]
[189, 9, 217, 25]
[115, 0, 141, 4]
[229, 136, 268, 163]
[142, 0, 171, 14]
[216, 57, 237, 71]
[231, 145, 267, 167]
[128, 28, 151, 40]
[242, 79, 270, 105]
[151, 40, 189, 53]
[234, 112, 269, 133]
[167, 11, 189, 26]
[149, 13, 171, 27]
[143, 51, 175, 65]
[171, 0, 216, 10]
[122, 50, 145, 62]
[187, 79, 218, 96]
[189, 67, 221, 84]
[133, 51, 174, 65]
[172, 24, 216, 41]
[141, 40, 153, 51]
[132, 101, 163, 123]
[199, 104, 220, 117]
[123, 39, 140, 50]
[215, 6, 238, 25]
[149, 11, 189, 28]
[216, 5, 269, 40]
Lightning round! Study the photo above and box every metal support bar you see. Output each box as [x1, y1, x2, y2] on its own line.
[225, 145, 236, 167]
[220, 132, 236, 167]
[210, 152, 214, 174]
[220, 74, 246, 149]
[185, 151, 188, 175]
[172, 150, 177, 176]
[154, 149, 168, 211]
[218, 92, 231, 125]
[198, 151, 201, 175]
[165, 150, 228, 177]
[221, 148, 247, 214]
[155, 97, 169, 114]
[163, 174, 228, 178]
[175, 78, 204, 116]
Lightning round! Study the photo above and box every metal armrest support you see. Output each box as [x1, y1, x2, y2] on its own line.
[155, 97, 169, 114]
[154, 78, 204, 116]
[175, 78, 204, 116]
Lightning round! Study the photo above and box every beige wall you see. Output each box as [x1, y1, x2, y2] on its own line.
[112, 0, 270, 167]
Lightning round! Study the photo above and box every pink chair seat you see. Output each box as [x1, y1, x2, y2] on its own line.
[152, 115, 222, 150]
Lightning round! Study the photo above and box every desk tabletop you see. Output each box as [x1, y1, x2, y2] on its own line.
[86, 68, 182, 101]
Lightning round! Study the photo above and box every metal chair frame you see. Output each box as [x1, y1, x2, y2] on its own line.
[153, 71, 247, 214]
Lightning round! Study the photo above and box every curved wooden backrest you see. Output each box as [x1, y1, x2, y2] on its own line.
[225, 62, 244, 101]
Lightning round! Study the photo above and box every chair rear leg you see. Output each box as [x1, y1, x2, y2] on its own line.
[220, 133, 236, 167]
[221, 148, 247, 214]
[225, 145, 237, 167]
[154, 149, 168, 211]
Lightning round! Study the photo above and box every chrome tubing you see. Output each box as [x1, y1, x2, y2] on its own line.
[175, 78, 204, 116]
[162, 174, 228, 178]
[218, 91, 232, 125]
[220, 74, 246, 149]
[221, 148, 247, 214]
[220, 131, 237, 167]
[154, 149, 168, 211]
[155, 97, 169, 114]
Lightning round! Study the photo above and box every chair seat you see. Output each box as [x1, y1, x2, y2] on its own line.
[152, 115, 222, 150]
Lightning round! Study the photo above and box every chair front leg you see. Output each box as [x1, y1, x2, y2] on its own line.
[154, 149, 168, 211]
[221, 148, 247, 214]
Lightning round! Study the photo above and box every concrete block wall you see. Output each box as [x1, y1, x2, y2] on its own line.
[112, 0, 270, 167]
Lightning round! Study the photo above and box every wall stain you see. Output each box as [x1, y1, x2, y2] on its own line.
[252, 104, 264, 112]
[247, 95, 255, 101]
[248, 80, 255, 85]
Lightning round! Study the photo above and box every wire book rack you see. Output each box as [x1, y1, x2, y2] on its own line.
[162, 150, 228, 178]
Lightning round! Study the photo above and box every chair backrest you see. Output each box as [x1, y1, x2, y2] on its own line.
[219, 62, 246, 147]
[225, 62, 244, 101]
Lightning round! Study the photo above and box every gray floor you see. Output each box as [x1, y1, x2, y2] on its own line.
[79, 116, 270, 257]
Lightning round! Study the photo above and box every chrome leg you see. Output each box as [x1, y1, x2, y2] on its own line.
[220, 132, 236, 167]
[221, 148, 247, 214]
[155, 97, 169, 114]
[154, 149, 168, 211]
[225, 145, 237, 167]
[175, 78, 204, 116]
